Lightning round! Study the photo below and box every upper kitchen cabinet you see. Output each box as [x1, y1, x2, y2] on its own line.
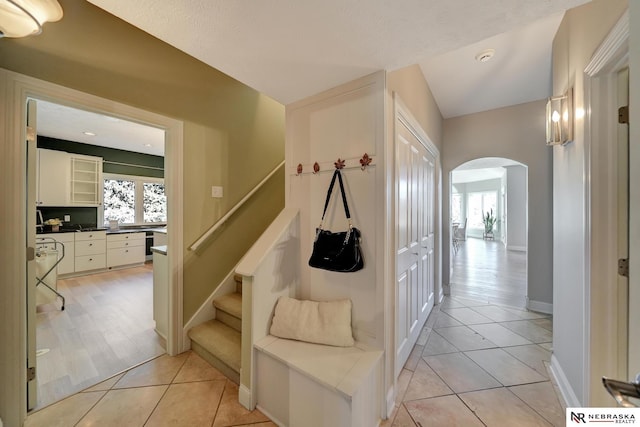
[36, 148, 103, 207]
[70, 154, 103, 206]
[36, 148, 70, 206]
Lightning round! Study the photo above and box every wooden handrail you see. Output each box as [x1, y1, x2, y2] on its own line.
[189, 160, 285, 251]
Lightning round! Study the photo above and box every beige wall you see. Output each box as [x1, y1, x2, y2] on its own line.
[0, 0, 285, 323]
[551, 0, 628, 406]
[387, 65, 443, 151]
[442, 100, 553, 308]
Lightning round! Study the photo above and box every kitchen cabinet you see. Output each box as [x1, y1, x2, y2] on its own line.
[36, 148, 70, 206]
[74, 230, 106, 272]
[107, 232, 146, 268]
[70, 154, 103, 206]
[36, 233, 75, 275]
[36, 149, 103, 207]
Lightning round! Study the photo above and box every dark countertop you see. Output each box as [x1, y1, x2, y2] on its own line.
[37, 227, 107, 235]
[37, 225, 166, 235]
[106, 227, 165, 235]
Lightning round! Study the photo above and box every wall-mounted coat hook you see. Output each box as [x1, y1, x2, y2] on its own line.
[360, 153, 372, 170]
[297, 163, 303, 175]
[334, 158, 346, 170]
[313, 162, 320, 174]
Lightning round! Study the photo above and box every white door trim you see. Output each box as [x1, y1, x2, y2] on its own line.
[582, 8, 629, 405]
[0, 68, 184, 425]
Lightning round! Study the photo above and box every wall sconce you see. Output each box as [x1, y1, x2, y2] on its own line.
[546, 87, 573, 146]
[0, 0, 63, 38]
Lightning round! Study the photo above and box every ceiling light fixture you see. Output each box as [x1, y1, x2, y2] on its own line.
[83, 131, 96, 137]
[475, 49, 495, 63]
[0, 0, 63, 38]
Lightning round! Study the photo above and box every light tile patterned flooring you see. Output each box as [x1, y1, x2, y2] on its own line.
[382, 296, 563, 427]
[26, 350, 275, 427]
[28, 294, 561, 426]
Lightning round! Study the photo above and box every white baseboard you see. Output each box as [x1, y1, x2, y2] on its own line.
[239, 383, 255, 411]
[386, 386, 395, 421]
[256, 404, 285, 427]
[181, 267, 239, 351]
[507, 245, 527, 252]
[526, 299, 553, 314]
[550, 354, 582, 407]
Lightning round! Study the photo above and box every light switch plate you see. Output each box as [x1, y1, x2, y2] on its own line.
[64, 215, 71, 222]
[211, 186, 223, 198]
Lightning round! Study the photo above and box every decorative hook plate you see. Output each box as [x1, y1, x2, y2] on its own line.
[296, 163, 303, 175]
[313, 162, 320, 174]
[334, 158, 346, 170]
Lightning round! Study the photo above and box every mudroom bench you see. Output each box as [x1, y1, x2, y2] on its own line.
[254, 335, 383, 427]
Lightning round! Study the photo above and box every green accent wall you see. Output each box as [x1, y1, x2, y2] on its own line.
[0, 0, 285, 323]
[38, 136, 165, 178]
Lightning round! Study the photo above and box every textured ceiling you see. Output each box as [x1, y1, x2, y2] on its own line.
[87, 0, 590, 116]
[41, 1, 592, 155]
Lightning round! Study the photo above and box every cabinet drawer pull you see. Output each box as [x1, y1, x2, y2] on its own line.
[89, 258, 93, 261]
[89, 243, 93, 246]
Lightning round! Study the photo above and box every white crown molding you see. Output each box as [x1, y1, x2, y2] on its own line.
[585, 9, 629, 77]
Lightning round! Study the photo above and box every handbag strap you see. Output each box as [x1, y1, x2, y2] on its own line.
[320, 169, 352, 225]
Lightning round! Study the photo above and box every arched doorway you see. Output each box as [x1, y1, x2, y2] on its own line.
[449, 157, 528, 307]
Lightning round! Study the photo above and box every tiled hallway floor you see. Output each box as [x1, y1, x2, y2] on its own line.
[383, 295, 563, 427]
[27, 295, 561, 426]
[26, 350, 275, 427]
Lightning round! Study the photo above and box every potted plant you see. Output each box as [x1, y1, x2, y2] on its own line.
[44, 218, 63, 232]
[482, 209, 497, 240]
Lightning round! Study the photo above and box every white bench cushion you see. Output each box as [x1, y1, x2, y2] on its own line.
[270, 296, 354, 347]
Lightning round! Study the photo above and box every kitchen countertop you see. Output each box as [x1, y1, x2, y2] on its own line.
[37, 225, 166, 235]
[151, 245, 167, 255]
[106, 227, 165, 235]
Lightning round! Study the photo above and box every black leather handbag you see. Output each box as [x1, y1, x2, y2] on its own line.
[308, 169, 364, 272]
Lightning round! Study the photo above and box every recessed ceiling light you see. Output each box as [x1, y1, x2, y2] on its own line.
[475, 49, 495, 63]
[83, 131, 96, 136]
[144, 143, 152, 147]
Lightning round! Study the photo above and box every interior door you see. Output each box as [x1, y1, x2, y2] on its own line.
[419, 148, 435, 324]
[616, 67, 635, 381]
[26, 99, 38, 409]
[395, 114, 435, 376]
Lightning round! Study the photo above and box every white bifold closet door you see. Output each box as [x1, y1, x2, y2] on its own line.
[395, 112, 435, 377]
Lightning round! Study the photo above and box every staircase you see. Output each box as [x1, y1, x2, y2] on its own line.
[188, 275, 243, 384]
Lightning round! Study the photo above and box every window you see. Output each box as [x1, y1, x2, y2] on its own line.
[467, 191, 497, 229]
[103, 178, 136, 223]
[143, 182, 167, 223]
[451, 193, 463, 224]
[103, 174, 165, 225]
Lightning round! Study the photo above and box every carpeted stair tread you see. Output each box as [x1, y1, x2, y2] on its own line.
[188, 319, 241, 373]
[213, 292, 242, 319]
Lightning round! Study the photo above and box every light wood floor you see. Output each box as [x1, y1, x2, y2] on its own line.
[450, 237, 527, 308]
[33, 263, 165, 411]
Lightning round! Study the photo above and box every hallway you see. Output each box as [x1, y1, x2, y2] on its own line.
[26, 295, 560, 426]
[450, 238, 527, 307]
[384, 296, 561, 426]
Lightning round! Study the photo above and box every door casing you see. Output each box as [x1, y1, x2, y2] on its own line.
[0, 68, 184, 425]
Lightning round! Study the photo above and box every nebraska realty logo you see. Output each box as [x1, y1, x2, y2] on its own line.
[567, 408, 638, 424]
